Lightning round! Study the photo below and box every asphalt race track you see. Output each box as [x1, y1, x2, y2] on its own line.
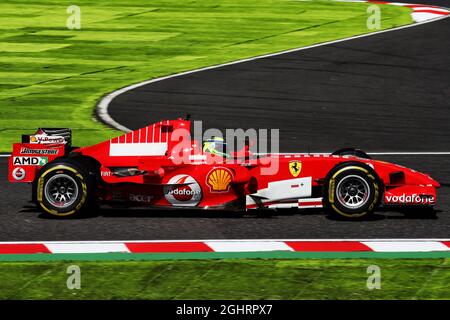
[109, 0, 450, 153]
[1, 0, 449, 241]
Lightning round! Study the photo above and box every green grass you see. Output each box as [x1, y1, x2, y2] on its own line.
[0, 258, 448, 299]
[0, 0, 413, 152]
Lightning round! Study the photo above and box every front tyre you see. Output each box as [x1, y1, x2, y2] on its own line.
[331, 148, 371, 159]
[324, 163, 381, 219]
[36, 161, 91, 218]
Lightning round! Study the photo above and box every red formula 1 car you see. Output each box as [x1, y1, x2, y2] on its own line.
[8, 118, 440, 219]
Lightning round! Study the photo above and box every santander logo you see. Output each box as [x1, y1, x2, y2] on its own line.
[164, 174, 201, 206]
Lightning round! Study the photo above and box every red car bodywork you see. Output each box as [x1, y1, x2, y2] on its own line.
[8, 119, 440, 211]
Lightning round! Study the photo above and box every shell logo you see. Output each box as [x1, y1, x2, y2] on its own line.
[164, 174, 202, 206]
[206, 167, 233, 192]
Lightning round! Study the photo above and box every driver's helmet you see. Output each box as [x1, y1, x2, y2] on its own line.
[202, 136, 230, 158]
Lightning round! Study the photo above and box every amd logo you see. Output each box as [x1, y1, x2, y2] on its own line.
[13, 157, 48, 166]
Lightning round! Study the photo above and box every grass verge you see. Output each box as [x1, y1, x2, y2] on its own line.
[0, 258, 448, 299]
[0, 0, 413, 152]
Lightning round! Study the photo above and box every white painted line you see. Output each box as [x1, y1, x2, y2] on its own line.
[409, 7, 450, 13]
[0, 155, 10, 158]
[96, 2, 450, 132]
[205, 241, 294, 252]
[44, 242, 130, 254]
[362, 241, 450, 252]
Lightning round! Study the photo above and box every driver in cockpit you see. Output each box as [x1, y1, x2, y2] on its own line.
[202, 136, 230, 158]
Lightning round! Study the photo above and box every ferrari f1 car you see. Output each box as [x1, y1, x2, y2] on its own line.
[8, 118, 440, 219]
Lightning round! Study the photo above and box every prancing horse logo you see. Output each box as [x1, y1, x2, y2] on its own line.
[289, 161, 302, 177]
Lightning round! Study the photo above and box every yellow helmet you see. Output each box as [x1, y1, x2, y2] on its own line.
[202, 136, 230, 158]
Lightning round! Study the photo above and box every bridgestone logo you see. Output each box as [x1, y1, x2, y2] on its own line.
[20, 148, 58, 155]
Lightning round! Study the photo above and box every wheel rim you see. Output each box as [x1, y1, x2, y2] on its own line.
[44, 174, 79, 209]
[336, 175, 370, 209]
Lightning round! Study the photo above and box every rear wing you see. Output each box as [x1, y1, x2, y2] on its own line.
[21, 128, 72, 146]
[8, 128, 70, 183]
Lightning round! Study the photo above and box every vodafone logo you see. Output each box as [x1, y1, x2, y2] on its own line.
[164, 175, 201, 207]
[12, 167, 26, 181]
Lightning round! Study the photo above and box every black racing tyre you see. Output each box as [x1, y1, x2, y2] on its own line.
[331, 148, 371, 159]
[35, 159, 93, 218]
[323, 162, 381, 219]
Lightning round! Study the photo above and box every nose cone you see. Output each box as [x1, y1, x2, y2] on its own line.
[410, 170, 440, 188]
[429, 177, 441, 188]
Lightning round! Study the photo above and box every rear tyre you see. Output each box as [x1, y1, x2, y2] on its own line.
[36, 160, 92, 218]
[323, 163, 381, 219]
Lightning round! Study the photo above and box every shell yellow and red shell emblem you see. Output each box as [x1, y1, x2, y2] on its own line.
[206, 167, 233, 192]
